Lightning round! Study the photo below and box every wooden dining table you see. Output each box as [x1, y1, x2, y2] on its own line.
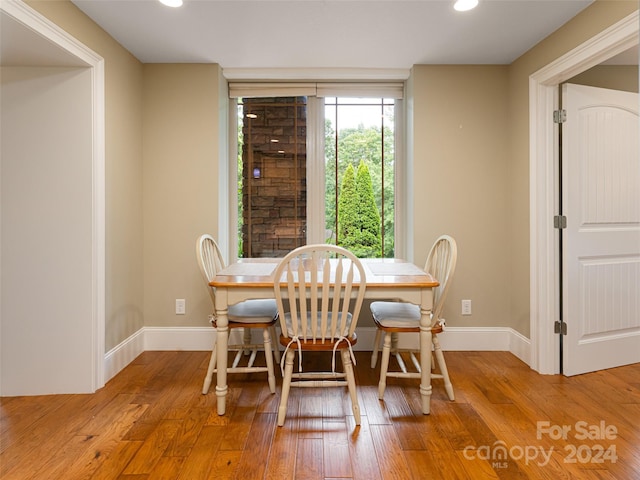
[209, 257, 439, 416]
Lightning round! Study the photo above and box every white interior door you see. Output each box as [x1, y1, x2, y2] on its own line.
[562, 83, 640, 376]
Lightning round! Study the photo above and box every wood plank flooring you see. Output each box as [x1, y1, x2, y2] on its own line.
[1, 350, 639, 479]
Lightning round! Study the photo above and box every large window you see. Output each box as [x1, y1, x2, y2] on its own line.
[231, 84, 402, 259]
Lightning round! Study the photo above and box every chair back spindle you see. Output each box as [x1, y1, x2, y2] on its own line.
[426, 235, 458, 323]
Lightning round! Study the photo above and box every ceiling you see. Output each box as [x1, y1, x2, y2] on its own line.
[68, 0, 606, 71]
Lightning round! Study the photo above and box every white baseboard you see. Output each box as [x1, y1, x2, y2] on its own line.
[104, 328, 145, 383]
[438, 327, 531, 365]
[505, 328, 531, 366]
[104, 326, 531, 382]
[144, 326, 217, 351]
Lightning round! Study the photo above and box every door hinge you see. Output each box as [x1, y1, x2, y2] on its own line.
[554, 109, 567, 123]
[554, 215, 567, 229]
[554, 321, 567, 335]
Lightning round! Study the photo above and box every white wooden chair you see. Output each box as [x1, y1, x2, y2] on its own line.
[273, 244, 367, 427]
[196, 234, 280, 395]
[370, 235, 458, 408]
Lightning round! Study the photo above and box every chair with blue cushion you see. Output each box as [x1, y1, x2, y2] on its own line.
[370, 235, 458, 407]
[196, 234, 280, 395]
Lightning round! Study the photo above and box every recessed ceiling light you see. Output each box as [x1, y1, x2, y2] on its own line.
[159, 0, 183, 7]
[246, 113, 258, 119]
[454, 0, 478, 12]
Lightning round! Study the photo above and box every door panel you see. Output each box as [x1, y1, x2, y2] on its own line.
[563, 83, 640, 376]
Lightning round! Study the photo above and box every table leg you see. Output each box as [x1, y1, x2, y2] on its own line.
[215, 290, 229, 415]
[419, 287, 434, 415]
[419, 325, 432, 415]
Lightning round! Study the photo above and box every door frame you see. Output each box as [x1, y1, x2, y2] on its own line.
[1, 1, 106, 391]
[529, 11, 639, 375]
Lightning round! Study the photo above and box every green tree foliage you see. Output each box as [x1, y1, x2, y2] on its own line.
[336, 160, 382, 258]
[325, 119, 337, 241]
[238, 106, 245, 257]
[326, 118, 395, 257]
[353, 160, 382, 257]
[337, 164, 358, 250]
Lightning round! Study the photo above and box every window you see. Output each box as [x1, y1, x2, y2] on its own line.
[230, 83, 403, 259]
[324, 97, 395, 258]
[236, 96, 308, 258]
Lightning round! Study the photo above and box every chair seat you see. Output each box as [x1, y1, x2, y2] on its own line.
[370, 301, 423, 328]
[228, 299, 278, 323]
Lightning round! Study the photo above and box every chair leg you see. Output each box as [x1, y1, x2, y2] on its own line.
[269, 325, 281, 363]
[371, 328, 382, 368]
[390, 331, 399, 354]
[277, 348, 295, 427]
[202, 342, 217, 394]
[243, 327, 252, 355]
[433, 335, 454, 401]
[378, 332, 392, 400]
[262, 328, 276, 394]
[390, 331, 411, 373]
[341, 348, 361, 425]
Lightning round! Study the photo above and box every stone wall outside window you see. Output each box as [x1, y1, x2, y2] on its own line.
[241, 97, 307, 257]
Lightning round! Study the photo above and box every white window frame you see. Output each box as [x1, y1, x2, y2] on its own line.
[224, 79, 407, 261]
[306, 96, 326, 244]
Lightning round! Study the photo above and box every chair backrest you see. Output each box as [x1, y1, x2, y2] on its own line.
[195, 234, 226, 310]
[424, 235, 458, 321]
[273, 244, 367, 342]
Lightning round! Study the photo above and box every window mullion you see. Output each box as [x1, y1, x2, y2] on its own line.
[306, 96, 326, 244]
[393, 99, 406, 260]
[226, 99, 240, 263]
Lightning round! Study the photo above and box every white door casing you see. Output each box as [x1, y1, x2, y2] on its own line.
[529, 10, 639, 375]
[562, 84, 640, 376]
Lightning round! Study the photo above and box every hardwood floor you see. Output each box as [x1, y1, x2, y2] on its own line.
[1, 350, 639, 479]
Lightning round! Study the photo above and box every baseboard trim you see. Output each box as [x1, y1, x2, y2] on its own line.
[104, 328, 145, 383]
[104, 326, 531, 382]
[438, 327, 531, 365]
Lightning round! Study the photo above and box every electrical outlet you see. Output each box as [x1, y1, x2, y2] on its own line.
[176, 298, 186, 315]
[461, 299, 472, 316]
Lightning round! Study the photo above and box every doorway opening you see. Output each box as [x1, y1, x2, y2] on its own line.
[529, 10, 638, 375]
[0, 2, 105, 395]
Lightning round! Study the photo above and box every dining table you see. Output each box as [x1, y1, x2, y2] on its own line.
[209, 257, 439, 416]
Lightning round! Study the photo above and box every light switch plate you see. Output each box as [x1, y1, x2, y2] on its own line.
[176, 298, 186, 315]
[461, 299, 472, 316]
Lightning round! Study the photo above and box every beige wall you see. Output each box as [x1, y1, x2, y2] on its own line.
[142, 64, 221, 328]
[410, 65, 512, 329]
[1, 65, 96, 393]
[27, 0, 145, 351]
[569, 65, 638, 92]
